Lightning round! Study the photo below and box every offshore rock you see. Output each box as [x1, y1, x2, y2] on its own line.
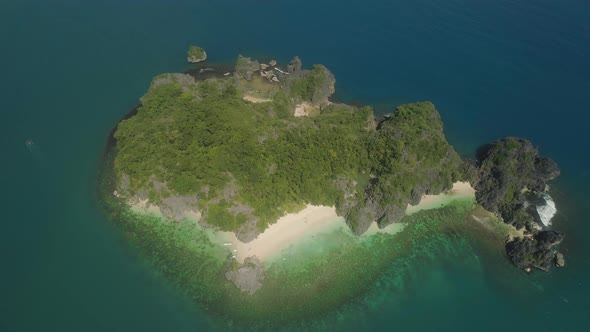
[225, 256, 265, 294]
[475, 137, 560, 230]
[555, 252, 566, 267]
[187, 46, 207, 63]
[505, 230, 565, 271]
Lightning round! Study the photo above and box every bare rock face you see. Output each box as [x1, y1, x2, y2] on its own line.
[474, 137, 566, 272]
[475, 138, 560, 230]
[225, 256, 265, 294]
[555, 252, 566, 267]
[236, 218, 258, 243]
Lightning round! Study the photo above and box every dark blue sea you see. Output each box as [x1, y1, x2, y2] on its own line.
[2, 0, 589, 330]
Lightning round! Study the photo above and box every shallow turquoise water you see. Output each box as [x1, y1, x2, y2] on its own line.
[2, 0, 589, 330]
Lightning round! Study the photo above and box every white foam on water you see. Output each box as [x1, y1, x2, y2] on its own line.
[536, 192, 557, 226]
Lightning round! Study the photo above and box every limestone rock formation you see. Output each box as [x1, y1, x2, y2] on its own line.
[340, 102, 462, 235]
[475, 138, 560, 230]
[475, 137, 564, 271]
[505, 231, 565, 271]
[225, 256, 265, 294]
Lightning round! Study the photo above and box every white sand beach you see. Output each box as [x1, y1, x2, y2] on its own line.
[216, 182, 476, 263]
[406, 181, 475, 214]
[129, 182, 475, 263]
[216, 205, 346, 263]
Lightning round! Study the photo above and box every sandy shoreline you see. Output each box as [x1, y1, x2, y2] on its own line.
[406, 181, 475, 214]
[216, 205, 345, 263]
[129, 182, 476, 263]
[216, 182, 476, 262]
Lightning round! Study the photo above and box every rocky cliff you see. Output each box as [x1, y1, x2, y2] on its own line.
[474, 137, 564, 271]
[340, 102, 462, 235]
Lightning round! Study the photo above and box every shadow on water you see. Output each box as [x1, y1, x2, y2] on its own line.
[475, 143, 494, 163]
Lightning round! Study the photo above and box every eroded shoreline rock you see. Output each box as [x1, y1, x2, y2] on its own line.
[225, 256, 265, 294]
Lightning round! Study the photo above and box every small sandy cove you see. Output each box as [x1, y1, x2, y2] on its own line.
[216, 205, 342, 262]
[216, 182, 475, 262]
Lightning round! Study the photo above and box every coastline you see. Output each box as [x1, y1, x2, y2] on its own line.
[129, 181, 477, 264]
[406, 181, 475, 215]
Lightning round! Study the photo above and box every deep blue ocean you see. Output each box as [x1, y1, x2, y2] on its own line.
[2, 0, 589, 330]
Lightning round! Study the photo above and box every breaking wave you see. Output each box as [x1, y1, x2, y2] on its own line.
[536, 193, 557, 227]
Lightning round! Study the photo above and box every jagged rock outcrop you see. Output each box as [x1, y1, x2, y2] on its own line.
[475, 137, 560, 230]
[342, 102, 462, 235]
[225, 256, 265, 294]
[260, 69, 280, 83]
[474, 137, 564, 271]
[506, 231, 565, 271]
[235, 55, 260, 81]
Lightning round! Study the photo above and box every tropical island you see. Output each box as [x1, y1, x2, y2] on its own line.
[99, 50, 566, 313]
[187, 45, 207, 63]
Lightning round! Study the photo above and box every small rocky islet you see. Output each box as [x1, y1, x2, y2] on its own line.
[472, 138, 565, 271]
[187, 45, 207, 63]
[104, 46, 566, 295]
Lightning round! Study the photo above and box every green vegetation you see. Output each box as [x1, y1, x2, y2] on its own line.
[102, 122, 534, 325]
[369, 102, 461, 196]
[336, 102, 462, 233]
[289, 64, 329, 102]
[114, 76, 372, 231]
[187, 45, 206, 62]
[113, 62, 461, 233]
[100, 151, 479, 325]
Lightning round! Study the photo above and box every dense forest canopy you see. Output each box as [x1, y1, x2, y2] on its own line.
[113, 58, 461, 236]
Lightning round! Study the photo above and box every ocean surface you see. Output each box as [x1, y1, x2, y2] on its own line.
[2, 0, 589, 331]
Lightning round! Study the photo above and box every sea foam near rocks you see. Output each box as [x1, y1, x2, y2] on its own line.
[536, 192, 557, 226]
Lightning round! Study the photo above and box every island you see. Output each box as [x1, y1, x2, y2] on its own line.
[187, 45, 207, 63]
[99, 52, 566, 320]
